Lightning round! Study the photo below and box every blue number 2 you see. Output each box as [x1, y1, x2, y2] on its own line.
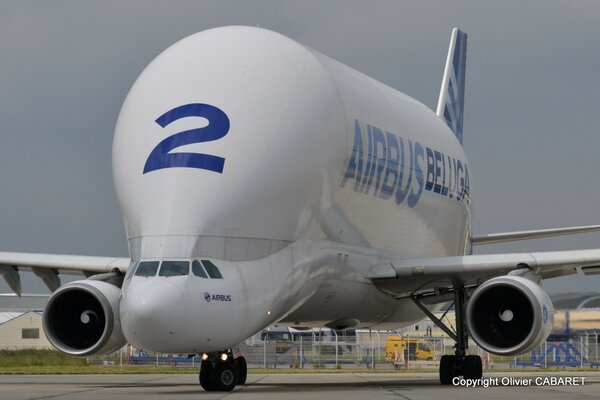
[143, 103, 230, 174]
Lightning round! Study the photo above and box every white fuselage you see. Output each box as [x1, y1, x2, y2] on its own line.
[114, 26, 472, 353]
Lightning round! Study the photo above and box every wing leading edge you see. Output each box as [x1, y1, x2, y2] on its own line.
[0, 252, 130, 295]
[471, 224, 600, 245]
[368, 248, 600, 302]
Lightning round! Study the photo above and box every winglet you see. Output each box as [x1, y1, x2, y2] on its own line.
[436, 28, 467, 143]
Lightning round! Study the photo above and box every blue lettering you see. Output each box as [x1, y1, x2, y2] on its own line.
[407, 142, 425, 208]
[426, 147, 435, 191]
[395, 138, 413, 205]
[209, 294, 232, 302]
[441, 153, 448, 196]
[448, 157, 456, 199]
[456, 160, 463, 201]
[340, 120, 364, 190]
[372, 126, 386, 196]
[339, 119, 470, 208]
[379, 132, 399, 200]
[433, 151, 443, 194]
[360, 125, 374, 193]
[143, 103, 229, 174]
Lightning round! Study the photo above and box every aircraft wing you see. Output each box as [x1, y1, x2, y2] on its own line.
[368, 249, 600, 302]
[471, 225, 600, 245]
[0, 251, 130, 295]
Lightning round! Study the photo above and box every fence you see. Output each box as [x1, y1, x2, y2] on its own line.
[85, 331, 600, 370]
[512, 333, 600, 368]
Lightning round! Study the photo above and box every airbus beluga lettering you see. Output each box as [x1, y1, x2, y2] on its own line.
[2, 26, 600, 391]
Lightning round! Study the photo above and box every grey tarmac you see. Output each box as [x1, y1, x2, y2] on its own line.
[0, 372, 599, 400]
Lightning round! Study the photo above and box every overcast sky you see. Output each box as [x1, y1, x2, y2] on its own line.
[1, 0, 599, 294]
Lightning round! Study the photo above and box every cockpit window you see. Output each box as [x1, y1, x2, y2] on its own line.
[202, 260, 223, 279]
[134, 261, 160, 277]
[192, 260, 208, 278]
[159, 261, 190, 277]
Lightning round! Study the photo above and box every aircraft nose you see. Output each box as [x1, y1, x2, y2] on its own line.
[120, 280, 184, 348]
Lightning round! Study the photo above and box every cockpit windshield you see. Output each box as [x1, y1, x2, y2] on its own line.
[134, 261, 160, 277]
[132, 259, 222, 279]
[192, 260, 208, 278]
[159, 260, 190, 277]
[202, 260, 223, 279]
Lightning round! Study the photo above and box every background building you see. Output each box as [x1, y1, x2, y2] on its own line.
[0, 310, 52, 350]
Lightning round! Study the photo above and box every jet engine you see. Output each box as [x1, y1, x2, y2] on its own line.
[43, 280, 126, 356]
[466, 275, 553, 356]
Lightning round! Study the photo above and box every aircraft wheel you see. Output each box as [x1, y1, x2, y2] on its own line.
[199, 360, 214, 391]
[235, 356, 247, 385]
[211, 361, 238, 391]
[463, 355, 482, 380]
[439, 355, 456, 385]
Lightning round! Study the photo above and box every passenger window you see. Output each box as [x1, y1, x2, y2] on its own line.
[202, 260, 223, 279]
[134, 261, 159, 277]
[192, 260, 208, 278]
[159, 261, 190, 277]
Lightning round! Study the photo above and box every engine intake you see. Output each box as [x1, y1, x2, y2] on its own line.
[466, 275, 553, 356]
[43, 280, 126, 356]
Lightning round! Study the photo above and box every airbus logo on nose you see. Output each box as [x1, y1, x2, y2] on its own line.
[203, 292, 232, 302]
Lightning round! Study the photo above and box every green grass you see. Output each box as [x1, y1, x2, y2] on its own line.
[0, 350, 87, 367]
[0, 366, 197, 374]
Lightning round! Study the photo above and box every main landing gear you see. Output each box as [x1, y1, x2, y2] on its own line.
[199, 350, 247, 392]
[410, 285, 482, 385]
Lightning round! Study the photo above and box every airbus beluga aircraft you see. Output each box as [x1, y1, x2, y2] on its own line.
[2, 26, 600, 391]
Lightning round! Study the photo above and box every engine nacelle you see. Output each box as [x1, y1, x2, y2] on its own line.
[43, 280, 126, 356]
[466, 275, 553, 356]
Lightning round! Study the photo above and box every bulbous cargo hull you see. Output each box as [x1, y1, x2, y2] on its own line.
[112, 26, 472, 355]
[113, 26, 471, 262]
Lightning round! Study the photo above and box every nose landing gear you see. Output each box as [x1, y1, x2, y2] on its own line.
[199, 350, 247, 391]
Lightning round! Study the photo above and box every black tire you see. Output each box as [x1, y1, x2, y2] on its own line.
[426, 357, 433, 361]
[199, 360, 214, 391]
[439, 355, 456, 385]
[463, 355, 482, 380]
[235, 356, 247, 385]
[474, 355, 483, 378]
[211, 362, 238, 391]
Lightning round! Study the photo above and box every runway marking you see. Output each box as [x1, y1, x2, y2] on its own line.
[355, 374, 414, 400]
[529, 382, 600, 399]
[215, 374, 269, 399]
[25, 376, 175, 400]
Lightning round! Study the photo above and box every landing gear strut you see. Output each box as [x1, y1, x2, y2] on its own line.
[410, 285, 482, 385]
[198, 350, 247, 391]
